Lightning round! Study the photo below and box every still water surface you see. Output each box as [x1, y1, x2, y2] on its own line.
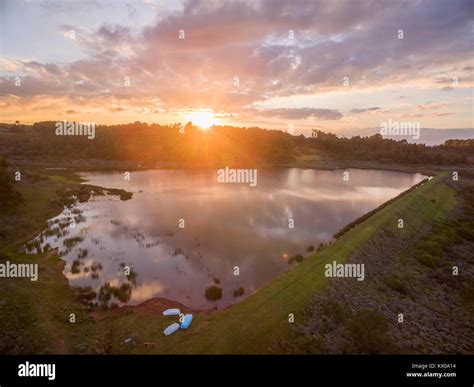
[28, 168, 426, 309]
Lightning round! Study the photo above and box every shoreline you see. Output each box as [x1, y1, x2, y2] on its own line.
[6, 155, 469, 176]
[49, 167, 430, 316]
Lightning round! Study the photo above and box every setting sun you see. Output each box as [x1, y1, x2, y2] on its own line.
[185, 110, 218, 130]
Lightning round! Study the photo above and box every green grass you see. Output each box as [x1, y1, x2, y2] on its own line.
[0, 171, 458, 354]
[0, 247, 96, 353]
[0, 169, 83, 246]
[0, 169, 99, 353]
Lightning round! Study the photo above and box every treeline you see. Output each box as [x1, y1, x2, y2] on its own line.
[312, 131, 470, 164]
[2, 122, 472, 166]
[14, 121, 296, 166]
[441, 139, 474, 153]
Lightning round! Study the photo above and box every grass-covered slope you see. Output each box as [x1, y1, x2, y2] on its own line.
[288, 173, 474, 354]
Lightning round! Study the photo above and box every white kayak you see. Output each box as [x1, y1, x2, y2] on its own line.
[163, 323, 180, 336]
[163, 308, 181, 316]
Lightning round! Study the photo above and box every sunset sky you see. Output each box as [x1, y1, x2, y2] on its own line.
[0, 0, 473, 136]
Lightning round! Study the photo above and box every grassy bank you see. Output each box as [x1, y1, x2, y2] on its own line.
[0, 170, 131, 354]
[0, 169, 460, 354]
[0, 170, 92, 353]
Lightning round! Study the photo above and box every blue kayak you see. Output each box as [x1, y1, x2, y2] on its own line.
[163, 308, 180, 316]
[180, 314, 193, 329]
[163, 322, 180, 336]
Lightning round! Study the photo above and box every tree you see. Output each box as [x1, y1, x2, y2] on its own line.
[0, 158, 22, 211]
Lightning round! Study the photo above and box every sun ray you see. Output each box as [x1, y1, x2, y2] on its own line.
[185, 110, 218, 129]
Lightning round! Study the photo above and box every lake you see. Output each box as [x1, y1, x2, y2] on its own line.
[26, 168, 426, 310]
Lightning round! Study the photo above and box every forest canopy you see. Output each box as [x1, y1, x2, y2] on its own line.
[0, 122, 471, 166]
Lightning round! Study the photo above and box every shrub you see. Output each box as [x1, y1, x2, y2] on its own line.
[418, 240, 443, 257]
[384, 274, 409, 295]
[71, 260, 81, 274]
[77, 248, 88, 259]
[233, 287, 245, 297]
[0, 158, 23, 211]
[63, 236, 84, 249]
[114, 283, 132, 303]
[346, 309, 394, 354]
[460, 282, 474, 305]
[75, 286, 96, 302]
[288, 254, 304, 264]
[415, 252, 440, 268]
[322, 300, 347, 324]
[457, 226, 474, 242]
[205, 285, 222, 301]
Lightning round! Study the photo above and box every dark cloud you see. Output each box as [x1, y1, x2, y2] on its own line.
[1, 0, 472, 117]
[254, 108, 343, 120]
[97, 24, 131, 43]
[433, 112, 455, 116]
[351, 107, 380, 113]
